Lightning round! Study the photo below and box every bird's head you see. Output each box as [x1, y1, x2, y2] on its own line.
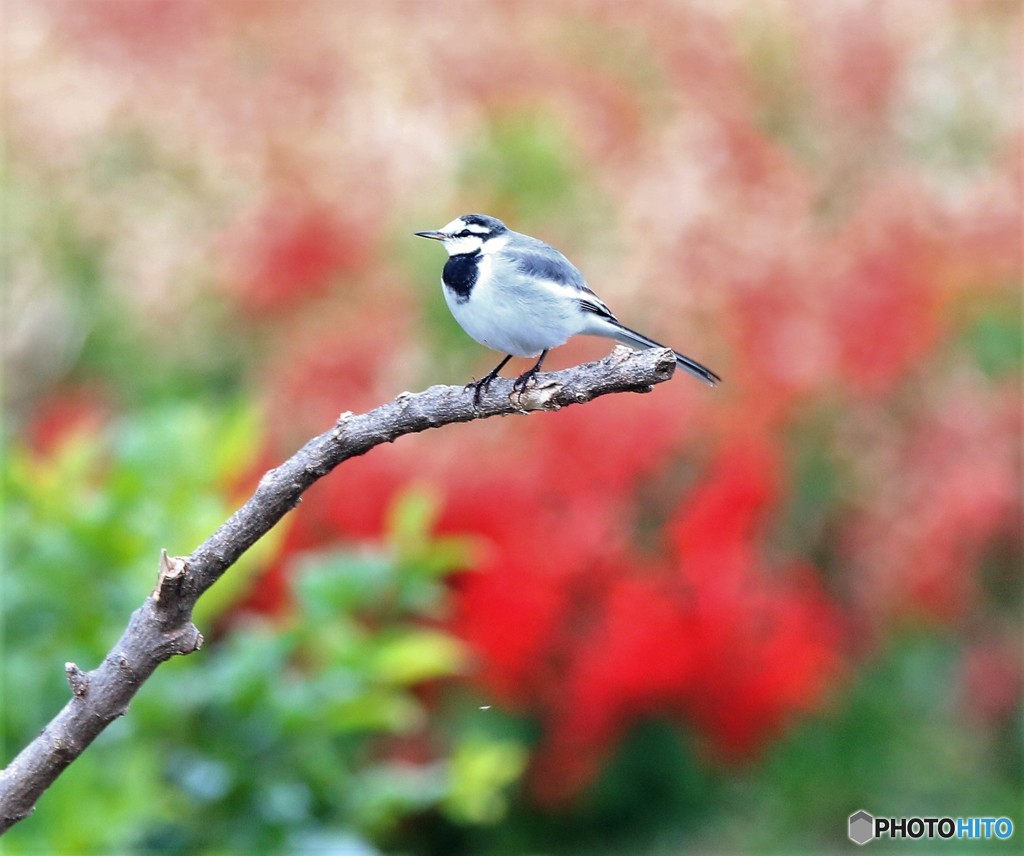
[415, 213, 508, 256]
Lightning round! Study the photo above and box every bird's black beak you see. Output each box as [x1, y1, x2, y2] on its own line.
[414, 230, 446, 241]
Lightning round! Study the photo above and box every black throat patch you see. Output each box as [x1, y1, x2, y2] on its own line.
[442, 252, 480, 303]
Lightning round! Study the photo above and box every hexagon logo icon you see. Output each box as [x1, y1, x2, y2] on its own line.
[849, 810, 875, 845]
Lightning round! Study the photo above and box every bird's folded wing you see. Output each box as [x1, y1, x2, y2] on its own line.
[507, 246, 588, 289]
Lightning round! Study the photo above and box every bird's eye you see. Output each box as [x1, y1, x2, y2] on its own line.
[457, 229, 473, 238]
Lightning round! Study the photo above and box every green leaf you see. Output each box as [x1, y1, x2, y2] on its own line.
[963, 304, 1022, 377]
[444, 736, 528, 825]
[387, 484, 441, 550]
[372, 630, 468, 686]
[293, 550, 399, 618]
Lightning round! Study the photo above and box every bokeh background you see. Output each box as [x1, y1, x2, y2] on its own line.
[3, 1, 1021, 853]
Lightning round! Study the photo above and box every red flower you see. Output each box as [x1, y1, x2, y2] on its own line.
[669, 437, 781, 584]
[219, 196, 369, 318]
[828, 194, 945, 395]
[452, 436, 846, 805]
[27, 386, 112, 455]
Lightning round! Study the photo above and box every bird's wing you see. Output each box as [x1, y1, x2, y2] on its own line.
[577, 293, 617, 320]
[505, 241, 619, 320]
[509, 245, 589, 289]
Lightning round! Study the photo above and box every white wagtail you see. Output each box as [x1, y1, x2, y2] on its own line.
[416, 214, 720, 402]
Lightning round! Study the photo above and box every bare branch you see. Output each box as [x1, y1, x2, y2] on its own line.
[0, 347, 677, 833]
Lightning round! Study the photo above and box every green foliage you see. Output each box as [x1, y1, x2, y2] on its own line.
[458, 110, 587, 227]
[963, 301, 1023, 379]
[3, 404, 259, 742]
[706, 635, 1024, 853]
[445, 735, 528, 826]
[515, 723, 717, 856]
[2, 413, 526, 853]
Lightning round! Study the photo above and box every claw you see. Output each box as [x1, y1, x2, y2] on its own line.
[511, 349, 548, 394]
[465, 354, 514, 406]
[512, 369, 539, 393]
[466, 376, 492, 405]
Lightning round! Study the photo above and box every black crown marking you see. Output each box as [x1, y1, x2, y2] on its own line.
[459, 213, 508, 235]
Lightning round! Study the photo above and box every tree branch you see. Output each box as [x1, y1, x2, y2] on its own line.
[0, 347, 677, 833]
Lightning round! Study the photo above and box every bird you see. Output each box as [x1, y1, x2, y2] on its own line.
[415, 213, 720, 403]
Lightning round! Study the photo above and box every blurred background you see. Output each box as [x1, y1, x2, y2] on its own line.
[3, 0, 1021, 853]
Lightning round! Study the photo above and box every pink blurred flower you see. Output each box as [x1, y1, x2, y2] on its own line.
[842, 379, 1021, 624]
[957, 637, 1023, 727]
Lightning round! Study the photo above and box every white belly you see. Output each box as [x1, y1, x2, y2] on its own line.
[443, 258, 584, 356]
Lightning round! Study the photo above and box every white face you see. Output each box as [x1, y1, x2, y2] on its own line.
[440, 217, 494, 256]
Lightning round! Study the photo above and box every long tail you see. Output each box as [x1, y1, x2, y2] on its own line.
[605, 321, 721, 386]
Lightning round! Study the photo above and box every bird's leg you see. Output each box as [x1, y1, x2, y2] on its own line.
[512, 350, 548, 393]
[466, 354, 514, 404]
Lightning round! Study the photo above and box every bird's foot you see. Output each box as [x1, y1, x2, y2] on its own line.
[465, 373, 497, 405]
[512, 366, 542, 394]
[464, 355, 514, 405]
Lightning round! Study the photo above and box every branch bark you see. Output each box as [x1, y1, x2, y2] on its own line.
[0, 347, 677, 833]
